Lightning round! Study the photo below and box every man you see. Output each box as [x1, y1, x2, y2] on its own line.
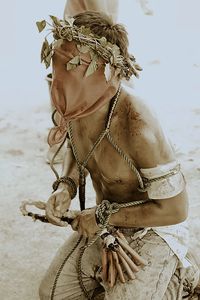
[46, 0, 118, 164]
[38, 10, 199, 300]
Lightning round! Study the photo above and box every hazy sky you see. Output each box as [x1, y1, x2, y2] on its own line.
[0, 0, 199, 110]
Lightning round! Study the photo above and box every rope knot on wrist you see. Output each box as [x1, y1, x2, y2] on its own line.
[52, 176, 77, 199]
[95, 200, 120, 228]
[95, 199, 149, 229]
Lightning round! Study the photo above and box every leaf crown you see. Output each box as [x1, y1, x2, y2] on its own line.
[37, 15, 142, 81]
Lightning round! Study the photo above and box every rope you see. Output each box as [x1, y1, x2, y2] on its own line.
[50, 235, 83, 300]
[75, 198, 149, 299]
[68, 86, 121, 211]
[50, 132, 68, 180]
[142, 164, 181, 184]
[106, 132, 145, 190]
[51, 109, 58, 126]
[59, 87, 149, 299]
[95, 199, 149, 230]
[77, 238, 94, 300]
[68, 86, 121, 169]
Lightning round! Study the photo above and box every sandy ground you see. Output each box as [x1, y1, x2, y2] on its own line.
[1, 1, 200, 298]
[0, 85, 200, 300]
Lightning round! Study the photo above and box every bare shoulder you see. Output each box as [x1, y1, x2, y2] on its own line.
[119, 90, 175, 168]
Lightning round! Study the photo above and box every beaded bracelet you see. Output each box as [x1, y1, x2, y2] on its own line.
[52, 176, 77, 199]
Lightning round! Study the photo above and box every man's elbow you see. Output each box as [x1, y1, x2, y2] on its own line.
[158, 190, 189, 225]
[172, 190, 189, 224]
[172, 205, 188, 224]
[164, 204, 188, 225]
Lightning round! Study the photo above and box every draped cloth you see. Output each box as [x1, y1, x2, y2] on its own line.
[48, 41, 120, 146]
[47, 0, 120, 146]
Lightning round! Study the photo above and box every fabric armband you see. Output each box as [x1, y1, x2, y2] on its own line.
[140, 161, 185, 199]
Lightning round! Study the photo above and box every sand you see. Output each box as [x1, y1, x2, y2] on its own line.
[0, 85, 200, 300]
[1, 1, 200, 299]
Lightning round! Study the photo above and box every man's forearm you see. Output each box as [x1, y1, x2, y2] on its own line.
[60, 147, 79, 187]
[109, 191, 188, 228]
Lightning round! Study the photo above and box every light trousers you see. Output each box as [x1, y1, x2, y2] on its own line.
[39, 230, 199, 300]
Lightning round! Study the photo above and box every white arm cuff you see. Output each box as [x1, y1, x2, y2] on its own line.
[140, 161, 185, 199]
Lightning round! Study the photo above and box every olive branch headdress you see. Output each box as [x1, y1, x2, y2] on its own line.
[37, 15, 142, 81]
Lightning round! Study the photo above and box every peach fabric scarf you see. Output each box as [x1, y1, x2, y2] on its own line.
[48, 41, 119, 146]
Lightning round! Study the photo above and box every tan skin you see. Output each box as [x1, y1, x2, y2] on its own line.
[46, 88, 188, 236]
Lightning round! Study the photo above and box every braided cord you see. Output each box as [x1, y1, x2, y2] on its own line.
[51, 109, 58, 126]
[67, 87, 121, 211]
[50, 132, 68, 180]
[105, 86, 121, 130]
[95, 199, 148, 229]
[77, 238, 94, 300]
[52, 176, 77, 199]
[142, 164, 181, 184]
[66, 87, 148, 299]
[76, 197, 149, 299]
[83, 129, 108, 167]
[68, 86, 121, 169]
[68, 121, 81, 168]
[106, 132, 145, 190]
[50, 236, 83, 300]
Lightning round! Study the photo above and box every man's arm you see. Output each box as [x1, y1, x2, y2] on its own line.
[73, 131, 188, 236]
[59, 143, 79, 187]
[109, 190, 188, 227]
[109, 120, 188, 227]
[45, 141, 81, 226]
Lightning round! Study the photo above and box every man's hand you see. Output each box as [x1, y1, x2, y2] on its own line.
[71, 207, 99, 237]
[46, 184, 71, 226]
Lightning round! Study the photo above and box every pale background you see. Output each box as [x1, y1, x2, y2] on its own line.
[0, 1, 200, 299]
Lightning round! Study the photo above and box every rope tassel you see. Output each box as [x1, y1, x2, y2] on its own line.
[100, 229, 148, 286]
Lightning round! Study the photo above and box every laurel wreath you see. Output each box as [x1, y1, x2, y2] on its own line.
[37, 15, 142, 81]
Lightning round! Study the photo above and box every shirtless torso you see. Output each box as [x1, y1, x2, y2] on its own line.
[46, 88, 188, 234]
[69, 88, 167, 203]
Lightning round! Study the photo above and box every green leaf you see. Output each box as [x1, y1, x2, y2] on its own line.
[36, 20, 46, 32]
[49, 15, 61, 26]
[79, 26, 91, 35]
[44, 52, 52, 68]
[99, 37, 107, 46]
[109, 56, 114, 65]
[77, 44, 90, 54]
[53, 39, 63, 49]
[89, 51, 98, 61]
[85, 59, 98, 77]
[44, 39, 51, 57]
[104, 63, 112, 82]
[40, 39, 49, 62]
[114, 67, 121, 77]
[66, 63, 78, 71]
[65, 16, 75, 26]
[66, 55, 81, 71]
[40, 39, 53, 66]
[134, 63, 143, 71]
[112, 44, 121, 57]
[68, 55, 80, 65]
